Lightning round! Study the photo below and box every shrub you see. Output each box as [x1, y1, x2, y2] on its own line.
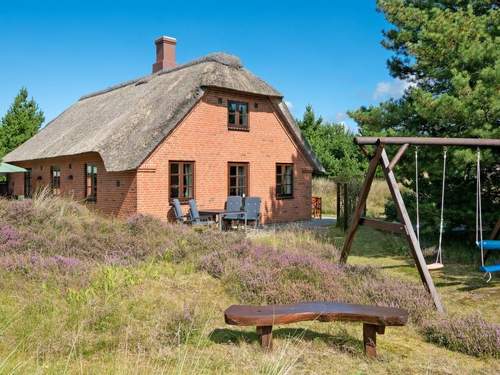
[200, 241, 434, 323]
[0, 194, 245, 279]
[422, 314, 500, 357]
[0, 223, 21, 250]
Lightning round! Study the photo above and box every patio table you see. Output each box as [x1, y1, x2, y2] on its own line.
[199, 209, 247, 231]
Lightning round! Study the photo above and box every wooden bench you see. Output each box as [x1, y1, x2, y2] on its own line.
[224, 302, 408, 358]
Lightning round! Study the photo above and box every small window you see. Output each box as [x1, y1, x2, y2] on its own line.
[24, 168, 32, 198]
[169, 161, 194, 201]
[51, 166, 61, 195]
[228, 101, 249, 130]
[85, 164, 97, 202]
[276, 164, 293, 199]
[228, 163, 248, 196]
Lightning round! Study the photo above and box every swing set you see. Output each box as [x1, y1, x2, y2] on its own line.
[340, 137, 500, 312]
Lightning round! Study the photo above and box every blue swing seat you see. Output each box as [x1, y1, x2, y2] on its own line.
[476, 240, 500, 251]
[480, 264, 500, 273]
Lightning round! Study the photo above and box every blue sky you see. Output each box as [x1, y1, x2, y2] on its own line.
[0, 0, 407, 131]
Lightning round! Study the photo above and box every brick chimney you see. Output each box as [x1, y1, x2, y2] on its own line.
[152, 36, 176, 73]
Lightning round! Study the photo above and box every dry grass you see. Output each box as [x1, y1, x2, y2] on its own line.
[312, 177, 392, 217]
[0, 194, 498, 374]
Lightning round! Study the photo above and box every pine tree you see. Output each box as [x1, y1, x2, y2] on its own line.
[297, 104, 324, 140]
[349, 0, 499, 232]
[0, 87, 44, 158]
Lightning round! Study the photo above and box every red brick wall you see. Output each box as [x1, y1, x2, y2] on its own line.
[9, 153, 137, 217]
[138, 89, 314, 223]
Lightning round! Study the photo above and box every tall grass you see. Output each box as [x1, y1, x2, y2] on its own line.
[312, 178, 337, 215]
[312, 177, 391, 217]
[0, 192, 497, 368]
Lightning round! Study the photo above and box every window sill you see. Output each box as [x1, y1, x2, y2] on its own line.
[170, 198, 193, 204]
[276, 195, 294, 200]
[228, 126, 250, 132]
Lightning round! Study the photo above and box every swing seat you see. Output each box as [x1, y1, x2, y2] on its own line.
[427, 262, 444, 271]
[480, 264, 500, 274]
[476, 240, 500, 251]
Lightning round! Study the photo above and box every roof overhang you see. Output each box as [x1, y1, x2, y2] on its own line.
[0, 162, 27, 173]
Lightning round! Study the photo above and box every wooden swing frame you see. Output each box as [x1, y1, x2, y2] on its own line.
[340, 137, 500, 313]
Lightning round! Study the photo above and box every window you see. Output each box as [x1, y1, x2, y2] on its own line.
[24, 168, 32, 198]
[51, 166, 61, 195]
[169, 161, 194, 201]
[85, 164, 97, 201]
[228, 163, 248, 196]
[228, 101, 248, 130]
[276, 164, 293, 198]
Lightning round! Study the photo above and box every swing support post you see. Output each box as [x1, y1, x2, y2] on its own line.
[340, 143, 444, 312]
[379, 149, 444, 312]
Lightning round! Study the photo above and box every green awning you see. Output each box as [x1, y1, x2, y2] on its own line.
[0, 162, 27, 173]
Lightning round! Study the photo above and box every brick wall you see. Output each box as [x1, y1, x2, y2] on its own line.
[138, 89, 314, 223]
[9, 153, 137, 217]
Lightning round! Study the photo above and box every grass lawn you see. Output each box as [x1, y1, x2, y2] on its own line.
[0, 195, 498, 374]
[345, 226, 500, 323]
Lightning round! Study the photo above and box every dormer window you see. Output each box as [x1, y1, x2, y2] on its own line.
[228, 101, 249, 130]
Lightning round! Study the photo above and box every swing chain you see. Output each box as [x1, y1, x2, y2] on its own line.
[476, 147, 484, 267]
[415, 146, 420, 244]
[436, 147, 447, 265]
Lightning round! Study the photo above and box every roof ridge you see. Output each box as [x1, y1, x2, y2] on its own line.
[79, 52, 243, 101]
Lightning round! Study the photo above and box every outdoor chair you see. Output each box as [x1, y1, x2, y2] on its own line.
[188, 199, 215, 226]
[172, 198, 190, 223]
[243, 197, 261, 228]
[222, 196, 245, 230]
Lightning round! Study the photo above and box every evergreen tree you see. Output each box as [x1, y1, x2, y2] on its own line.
[349, 0, 499, 233]
[297, 106, 366, 179]
[298, 105, 324, 140]
[0, 88, 44, 158]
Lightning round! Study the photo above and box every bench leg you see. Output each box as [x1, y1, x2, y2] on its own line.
[256, 325, 273, 351]
[363, 324, 384, 358]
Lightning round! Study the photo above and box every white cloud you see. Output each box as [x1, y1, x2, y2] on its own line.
[284, 100, 293, 110]
[373, 78, 415, 100]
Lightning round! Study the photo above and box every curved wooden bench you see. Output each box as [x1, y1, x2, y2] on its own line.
[224, 302, 408, 358]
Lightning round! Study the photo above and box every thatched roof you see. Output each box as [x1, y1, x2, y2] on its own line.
[4, 53, 324, 173]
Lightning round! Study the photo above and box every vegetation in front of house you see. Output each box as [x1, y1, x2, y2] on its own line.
[349, 0, 500, 230]
[0, 193, 498, 374]
[0, 87, 44, 158]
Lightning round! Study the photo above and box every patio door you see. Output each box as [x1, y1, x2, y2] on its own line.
[228, 163, 248, 196]
[24, 168, 32, 198]
[0, 174, 7, 196]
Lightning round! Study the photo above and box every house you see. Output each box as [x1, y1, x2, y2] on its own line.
[4, 36, 324, 223]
